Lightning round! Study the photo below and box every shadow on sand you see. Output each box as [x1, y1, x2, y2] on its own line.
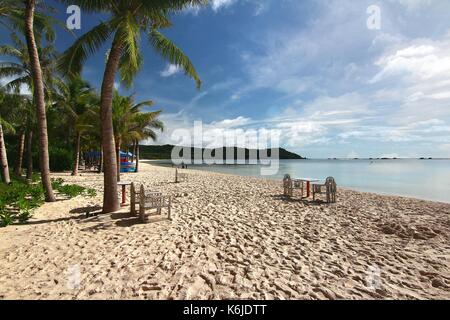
[271, 194, 327, 206]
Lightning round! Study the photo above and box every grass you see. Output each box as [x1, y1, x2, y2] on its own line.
[0, 174, 96, 227]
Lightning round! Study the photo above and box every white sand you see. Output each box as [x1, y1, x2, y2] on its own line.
[0, 162, 449, 299]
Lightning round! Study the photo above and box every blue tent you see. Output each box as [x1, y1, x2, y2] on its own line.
[120, 151, 133, 157]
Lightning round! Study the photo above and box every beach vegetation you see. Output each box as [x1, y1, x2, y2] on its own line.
[0, 176, 96, 227]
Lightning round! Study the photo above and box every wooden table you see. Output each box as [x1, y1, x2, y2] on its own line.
[117, 181, 132, 206]
[295, 178, 320, 198]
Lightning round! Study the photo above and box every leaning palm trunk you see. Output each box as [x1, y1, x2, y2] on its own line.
[24, 0, 55, 201]
[99, 37, 122, 213]
[26, 130, 33, 181]
[14, 130, 25, 176]
[72, 132, 81, 176]
[0, 123, 11, 184]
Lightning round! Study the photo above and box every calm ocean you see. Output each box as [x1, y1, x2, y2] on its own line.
[146, 159, 450, 203]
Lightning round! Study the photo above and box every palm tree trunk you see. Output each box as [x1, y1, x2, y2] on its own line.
[14, 130, 25, 176]
[24, 0, 55, 201]
[132, 140, 136, 164]
[135, 143, 140, 173]
[99, 35, 122, 213]
[116, 138, 121, 182]
[98, 145, 103, 173]
[26, 130, 33, 181]
[0, 123, 11, 184]
[72, 132, 81, 176]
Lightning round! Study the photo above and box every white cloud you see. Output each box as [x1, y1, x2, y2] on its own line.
[393, 0, 434, 11]
[160, 64, 181, 77]
[211, 0, 237, 11]
[371, 42, 450, 83]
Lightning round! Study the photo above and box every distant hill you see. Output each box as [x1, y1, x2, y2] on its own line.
[139, 145, 305, 160]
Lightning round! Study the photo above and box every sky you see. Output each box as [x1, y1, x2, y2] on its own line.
[2, 0, 450, 158]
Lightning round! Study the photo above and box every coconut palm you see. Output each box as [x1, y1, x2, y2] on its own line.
[22, 0, 56, 201]
[54, 77, 97, 175]
[0, 32, 61, 100]
[8, 94, 32, 177]
[0, 0, 56, 43]
[0, 90, 18, 184]
[132, 110, 164, 173]
[112, 92, 163, 180]
[0, 0, 58, 200]
[59, 0, 206, 213]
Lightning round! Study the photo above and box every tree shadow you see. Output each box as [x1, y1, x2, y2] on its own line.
[69, 205, 103, 217]
[24, 214, 87, 226]
[271, 194, 326, 206]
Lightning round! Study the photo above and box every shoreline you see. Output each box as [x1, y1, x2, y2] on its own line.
[144, 160, 450, 205]
[0, 162, 449, 299]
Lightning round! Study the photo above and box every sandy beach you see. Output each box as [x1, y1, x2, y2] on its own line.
[0, 162, 449, 300]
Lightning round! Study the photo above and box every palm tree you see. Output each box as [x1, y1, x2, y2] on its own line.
[9, 94, 31, 177]
[0, 33, 60, 97]
[132, 109, 164, 173]
[112, 92, 163, 180]
[54, 77, 96, 175]
[23, 0, 55, 201]
[0, 90, 17, 184]
[60, 0, 206, 213]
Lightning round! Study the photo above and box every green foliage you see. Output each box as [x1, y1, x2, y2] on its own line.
[51, 178, 96, 198]
[0, 177, 44, 226]
[0, 176, 96, 227]
[49, 146, 73, 171]
[0, 211, 14, 228]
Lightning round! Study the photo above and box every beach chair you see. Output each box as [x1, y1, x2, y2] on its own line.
[312, 177, 337, 203]
[138, 185, 171, 223]
[175, 168, 188, 183]
[283, 174, 304, 198]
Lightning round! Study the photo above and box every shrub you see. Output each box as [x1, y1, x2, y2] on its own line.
[0, 176, 94, 227]
[51, 178, 97, 198]
[49, 147, 73, 172]
[0, 211, 14, 228]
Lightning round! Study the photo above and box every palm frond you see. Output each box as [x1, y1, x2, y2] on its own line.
[117, 14, 142, 87]
[0, 45, 23, 59]
[58, 20, 114, 76]
[148, 28, 201, 88]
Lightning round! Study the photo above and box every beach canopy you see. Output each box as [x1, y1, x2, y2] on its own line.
[120, 151, 133, 157]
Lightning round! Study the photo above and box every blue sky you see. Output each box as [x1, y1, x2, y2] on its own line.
[2, 0, 450, 158]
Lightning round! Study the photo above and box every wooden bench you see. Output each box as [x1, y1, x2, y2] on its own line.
[175, 168, 188, 183]
[312, 177, 337, 203]
[283, 174, 305, 198]
[132, 184, 171, 223]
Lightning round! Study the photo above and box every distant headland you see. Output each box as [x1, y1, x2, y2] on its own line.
[139, 145, 305, 160]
